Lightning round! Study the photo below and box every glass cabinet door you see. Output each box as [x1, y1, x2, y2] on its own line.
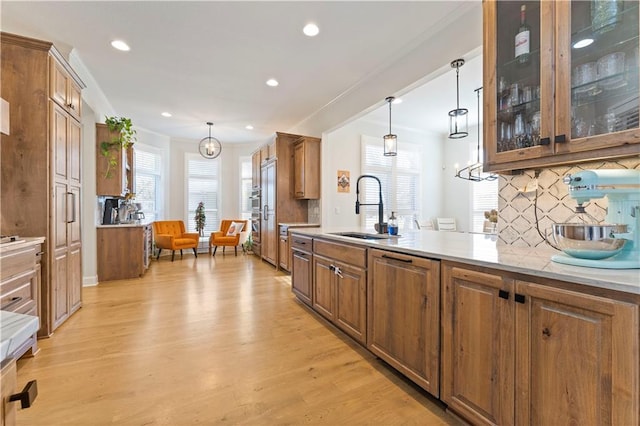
[557, 0, 639, 151]
[485, 1, 555, 164]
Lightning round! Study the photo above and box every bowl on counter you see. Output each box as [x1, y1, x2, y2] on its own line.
[551, 223, 627, 260]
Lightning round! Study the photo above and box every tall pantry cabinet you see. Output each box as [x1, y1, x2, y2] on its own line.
[0, 32, 85, 336]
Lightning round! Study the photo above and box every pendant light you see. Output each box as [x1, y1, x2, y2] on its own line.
[454, 87, 498, 182]
[448, 59, 469, 139]
[199, 122, 222, 159]
[383, 96, 397, 156]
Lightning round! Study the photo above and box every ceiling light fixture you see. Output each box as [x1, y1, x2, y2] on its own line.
[392, 98, 403, 104]
[110, 40, 130, 51]
[245, 125, 254, 130]
[383, 96, 397, 157]
[199, 122, 222, 159]
[573, 38, 594, 49]
[266, 79, 279, 87]
[161, 112, 172, 117]
[448, 58, 469, 139]
[303, 23, 320, 37]
[454, 87, 498, 182]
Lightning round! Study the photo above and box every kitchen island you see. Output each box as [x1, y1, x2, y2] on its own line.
[290, 227, 639, 425]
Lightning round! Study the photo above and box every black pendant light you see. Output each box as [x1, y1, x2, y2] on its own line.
[383, 96, 397, 156]
[199, 122, 222, 159]
[448, 59, 469, 139]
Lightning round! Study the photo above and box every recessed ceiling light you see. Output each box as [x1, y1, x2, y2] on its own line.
[303, 23, 320, 37]
[573, 38, 594, 49]
[266, 79, 279, 87]
[161, 112, 172, 117]
[111, 40, 130, 52]
[392, 98, 402, 104]
[246, 125, 254, 130]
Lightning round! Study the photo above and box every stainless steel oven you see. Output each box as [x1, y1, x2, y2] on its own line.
[250, 188, 261, 210]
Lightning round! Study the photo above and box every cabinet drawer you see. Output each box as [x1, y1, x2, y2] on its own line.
[0, 270, 36, 313]
[0, 246, 36, 281]
[291, 235, 313, 252]
[314, 239, 366, 268]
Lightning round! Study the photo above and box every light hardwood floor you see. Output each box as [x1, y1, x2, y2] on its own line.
[16, 253, 459, 425]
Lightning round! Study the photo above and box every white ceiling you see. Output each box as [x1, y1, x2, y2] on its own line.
[1, 1, 482, 145]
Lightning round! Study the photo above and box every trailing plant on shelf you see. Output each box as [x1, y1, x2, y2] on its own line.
[194, 202, 206, 236]
[100, 116, 137, 178]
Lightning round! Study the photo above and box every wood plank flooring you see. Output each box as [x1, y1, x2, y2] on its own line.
[16, 254, 459, 425]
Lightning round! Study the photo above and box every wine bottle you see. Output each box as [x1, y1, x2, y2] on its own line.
[515, 4, 530, 65]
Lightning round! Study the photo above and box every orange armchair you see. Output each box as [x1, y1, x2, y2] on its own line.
[209, 219, 249, 256]
[152, 220, 199, 261]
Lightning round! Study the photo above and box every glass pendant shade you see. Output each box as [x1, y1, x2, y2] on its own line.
[199, 122, 222, 159]
[448, 58, 469, 139]
[383, 96, 397, 156]
[448, 108, 469, 139]
[384, 134, 397, 156]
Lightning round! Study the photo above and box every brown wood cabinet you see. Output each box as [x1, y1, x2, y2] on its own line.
[1, 361, 17, 426]
[291, 235, 313, 306]
[278, 234, 290, 271]
[97, 225, 151, 282]
[483, 1, 640, 173]
[1, 32, 85, 336]
[251, 150, 261, 189]
[0, 241, 43, 358]
[312, 239, 367, 344]
[441, 261, 639, 425]
[293, 137, 321, 199]
[367, 249, 441, 396]
[96, 123, 134, 197]
[257, 133, 313, 268]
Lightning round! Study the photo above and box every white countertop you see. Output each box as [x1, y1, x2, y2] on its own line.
[96, 221, 152, 228]
[0, 311, 39, 363]
[0, 237, 45, 254]
[290, 227, 640, 295]
[278, 223, 321, 227]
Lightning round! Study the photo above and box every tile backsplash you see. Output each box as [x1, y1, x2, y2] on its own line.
[497, 157, 640, 247]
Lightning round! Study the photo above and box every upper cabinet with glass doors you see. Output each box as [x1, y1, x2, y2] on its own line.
[484, 0, 639, 173]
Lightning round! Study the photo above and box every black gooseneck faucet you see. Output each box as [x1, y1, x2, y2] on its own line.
[355, 174, 384, 234]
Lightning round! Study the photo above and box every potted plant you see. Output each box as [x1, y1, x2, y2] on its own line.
[100, 116, 137, 178]
[244, 233, 253, 254]
[194, 202, 206, 237]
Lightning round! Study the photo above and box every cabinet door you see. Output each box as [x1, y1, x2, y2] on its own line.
[485, 0, 553, 167]
[68, 245, 82, 314]
[52, 250, 69, 330]
[49, 59, 68, 110]
[53, 183, 68, 249]
[369, 250, 440, 395]
[95, 123, 126, 196]
[441, 264, 515, 425]
[334, 261, 366, 344]
[67, 80, 82, 119]
[291, 249, 312, 305]
[251, 151, 261, 188]
[51, 103, 69, 180]
[556, 0, 640, 153]
[293, 142, 305, 197]
[312, 255, 335, 321]
[69, 118, 81, 185]
[260, 161, 277, 265]
[515, 281, 639, 426]
[278, 236, 289, 271]
[68, 186, 81, 245]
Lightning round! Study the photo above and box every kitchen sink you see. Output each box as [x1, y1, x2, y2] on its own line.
[329, 232, 392, 240]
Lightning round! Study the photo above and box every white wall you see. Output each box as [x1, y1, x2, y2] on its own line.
[320, 118, 444, 230]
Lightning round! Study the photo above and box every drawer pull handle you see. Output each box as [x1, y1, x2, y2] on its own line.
[498, 290, 509, 300]
[9, 380, 38, 409]
[1, 296, 23, 310]
[381, 254, 412, 263]
[36, 251, 45, 256]
[293, 240, 307, 245]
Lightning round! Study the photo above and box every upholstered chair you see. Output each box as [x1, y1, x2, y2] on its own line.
[209, 219, 250, 256]
[152, 220, 199, 261]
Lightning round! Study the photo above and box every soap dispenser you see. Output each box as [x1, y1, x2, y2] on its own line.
[388, 211, 398, 235]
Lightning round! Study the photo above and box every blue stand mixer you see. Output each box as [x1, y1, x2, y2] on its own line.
[551, 169, 640, 269]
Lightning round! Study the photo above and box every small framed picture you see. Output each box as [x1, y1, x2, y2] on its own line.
[337, 170, 350, 193]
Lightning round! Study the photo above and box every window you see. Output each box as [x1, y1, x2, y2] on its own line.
[186, 155, 220, 236]
[133, 145, 163, 222]
[239, 156, 252, 220]
[360, 136, 422, 230]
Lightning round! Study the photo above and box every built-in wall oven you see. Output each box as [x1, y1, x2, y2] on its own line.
[250, 188, 261, 210]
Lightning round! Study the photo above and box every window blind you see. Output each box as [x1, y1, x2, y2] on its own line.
[187, 156, 220, 234]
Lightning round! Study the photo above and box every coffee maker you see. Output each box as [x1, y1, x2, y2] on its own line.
[102, 198, 120, 225]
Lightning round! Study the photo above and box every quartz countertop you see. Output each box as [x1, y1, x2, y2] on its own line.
[0, 311, 39, 363]
[96, 222, 152, 228]
[0, 237, 45, 254]
[289, 227, 640, 295]
[278, 223, 321, 228]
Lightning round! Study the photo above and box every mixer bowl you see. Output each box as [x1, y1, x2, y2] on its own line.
[552, 223, 628, 260]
